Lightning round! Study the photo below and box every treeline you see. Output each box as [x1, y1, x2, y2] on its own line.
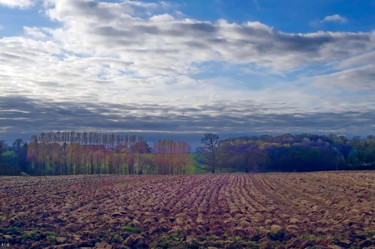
[211, 134, 375, 173]
[0, 132, 190, 176]
[2, 132, 375, 175]
[0, 139, 29, 175]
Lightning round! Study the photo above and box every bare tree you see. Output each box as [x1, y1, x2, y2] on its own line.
[198, 133, 220, 174]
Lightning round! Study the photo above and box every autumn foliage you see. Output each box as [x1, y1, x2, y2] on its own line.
[26, 131, 190, 175]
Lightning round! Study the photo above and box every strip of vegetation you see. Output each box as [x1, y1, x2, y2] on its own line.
[122, 226, 140, 234]
[1, 132, 375, 175]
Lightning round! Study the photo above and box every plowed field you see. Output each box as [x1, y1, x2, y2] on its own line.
[1, 172, 375, 248]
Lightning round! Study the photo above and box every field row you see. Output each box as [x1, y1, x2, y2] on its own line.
[1, 172, 375, 248]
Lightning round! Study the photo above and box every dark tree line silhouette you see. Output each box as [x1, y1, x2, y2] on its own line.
[204, 134, 375, 173]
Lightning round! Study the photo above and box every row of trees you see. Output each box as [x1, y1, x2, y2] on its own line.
[2, 132, 375, 175]
[0, 132, 191, 175]
[197, 133, 375, 173]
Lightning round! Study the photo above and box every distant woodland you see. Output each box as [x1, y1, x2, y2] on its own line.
[1, 132, 375, 175]
[212, 134, 375, 173]
[0, 132, 190, 176]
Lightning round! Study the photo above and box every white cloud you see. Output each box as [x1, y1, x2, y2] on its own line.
[336, 50, 375, 70]
[24, 26, 49, 39]
[40, 0, 374, 75]
[0, 0, 374, 136]
[321, 14, 347, 24]
[0, 0, 35, 9]
[313, 64, 375, 91]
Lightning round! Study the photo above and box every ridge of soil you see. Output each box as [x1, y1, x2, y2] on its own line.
[1, 172, 375, 248]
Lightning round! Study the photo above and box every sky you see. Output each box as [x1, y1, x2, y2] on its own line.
[1, 0, 375, 146]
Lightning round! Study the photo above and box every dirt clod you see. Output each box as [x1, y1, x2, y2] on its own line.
[1, 173, 375, 248]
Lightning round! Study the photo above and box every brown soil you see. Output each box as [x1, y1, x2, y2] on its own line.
[1, 172, 375, 248]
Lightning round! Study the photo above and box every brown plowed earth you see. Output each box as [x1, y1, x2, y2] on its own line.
[1, 172, 375, 249]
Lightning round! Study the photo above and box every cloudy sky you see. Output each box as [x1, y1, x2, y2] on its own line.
[1, 0, 375, 145]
